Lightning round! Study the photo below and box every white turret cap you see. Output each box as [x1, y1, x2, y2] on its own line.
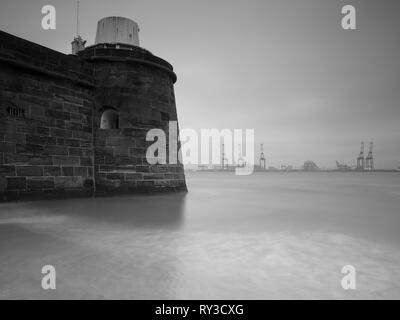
[95, 16, 140, 46]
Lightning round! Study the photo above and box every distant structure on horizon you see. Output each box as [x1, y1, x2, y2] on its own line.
[356, 141, 374, 171]
[365, 142, 374, 171]
[356, 141, 365, 170]
[335, 161, 352, 171]
[303, 160, 319, 172]
[221, 143, 229, 170]
[259, 144, 266, 170]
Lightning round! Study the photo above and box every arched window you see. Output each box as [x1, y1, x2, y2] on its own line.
[100, 109, 119, 129]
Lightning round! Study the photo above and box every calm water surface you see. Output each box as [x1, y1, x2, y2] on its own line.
[1, 172, 400, 299]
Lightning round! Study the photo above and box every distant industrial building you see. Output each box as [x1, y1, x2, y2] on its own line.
[303, 160, 319, 172]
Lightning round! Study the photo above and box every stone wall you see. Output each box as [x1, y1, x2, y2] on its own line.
[0, 31, 96, 201]
[94, 127, 186, 194]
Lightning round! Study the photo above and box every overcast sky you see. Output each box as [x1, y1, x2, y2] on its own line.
[1, 0, 399, 168]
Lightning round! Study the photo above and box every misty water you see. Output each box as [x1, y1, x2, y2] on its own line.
[1, 172, 400, 299]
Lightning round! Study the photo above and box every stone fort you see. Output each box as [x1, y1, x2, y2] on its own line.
[0, 16, 186, 201]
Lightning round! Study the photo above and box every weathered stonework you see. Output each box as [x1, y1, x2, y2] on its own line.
[0, 30, 186, 201]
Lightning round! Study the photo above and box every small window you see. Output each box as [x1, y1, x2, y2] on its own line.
[100, 109, 119, 129]
[7, 105, 25, 118]
[161, 112, 169, 121]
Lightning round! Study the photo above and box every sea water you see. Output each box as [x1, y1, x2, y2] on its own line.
[0, 172, 399, 299]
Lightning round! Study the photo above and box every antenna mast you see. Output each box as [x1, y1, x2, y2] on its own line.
[71, 0, 86, 55]
[76, 0, 80, 37]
